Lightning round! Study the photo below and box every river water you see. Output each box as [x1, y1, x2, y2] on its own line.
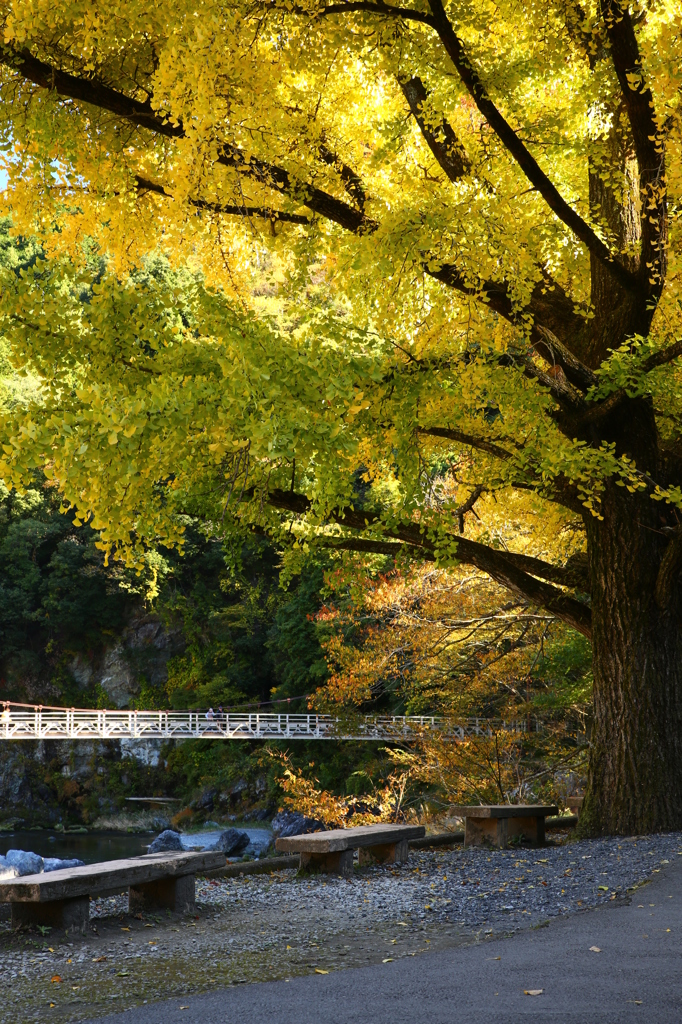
[0, 825, 273, 864]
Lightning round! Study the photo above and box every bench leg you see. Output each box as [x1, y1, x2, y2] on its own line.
[506, 816, 544, 847]
[464, 817, 498, 848]
[11, 896, 90, 933]
[299, 850, 354, 878]
[358, 839, 409, 866]
[129, 874, 195, 914]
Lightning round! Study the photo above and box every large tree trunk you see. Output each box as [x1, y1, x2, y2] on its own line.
[582, 405, 682, 833]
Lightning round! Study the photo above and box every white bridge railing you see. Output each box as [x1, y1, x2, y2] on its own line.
[0, 705, 540, 742]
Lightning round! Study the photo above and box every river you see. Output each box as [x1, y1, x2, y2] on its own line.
[0, 825, 273, 864]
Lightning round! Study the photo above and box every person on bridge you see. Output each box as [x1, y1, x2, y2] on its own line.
[1, 705, 10, 726]
[205, 707, 217, 732]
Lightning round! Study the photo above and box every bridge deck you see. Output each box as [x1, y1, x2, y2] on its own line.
[0, 706, 538, 742]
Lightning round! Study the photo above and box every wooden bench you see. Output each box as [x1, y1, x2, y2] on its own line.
[449, 805, 558, 849]
[0, 850, 225, 932]
[275, 823, 425, 877]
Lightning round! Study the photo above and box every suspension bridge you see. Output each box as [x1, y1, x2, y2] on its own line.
[0, 703, 540, 742]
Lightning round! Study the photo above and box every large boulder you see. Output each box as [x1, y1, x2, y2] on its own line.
[211, 828, 250, 856]
[271, 810, 326, 839]
[4, 849, 44, 876]
[43, 857, 85, 872]
[148, 829, 183, 853]
[0, 855, 18, 881]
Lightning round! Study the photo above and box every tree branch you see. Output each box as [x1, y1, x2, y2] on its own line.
[399, 75, 469, 182]
[534, 326, 597, 392]
[318, 143, 368, 210]
[0, 46, 374, 235]
[423, 0, 640, 295]
[314, 1, 434, 25]
[418, 426, 514, 462]
[641, 339, 682, 375]
[426, 263, 593, 382]
[135, 175, 311, 224]
[263, 488, 592, 635]
[600, 0, 666, 294]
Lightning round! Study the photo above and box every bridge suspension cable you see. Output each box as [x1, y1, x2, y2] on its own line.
[0, 702, 540, 742]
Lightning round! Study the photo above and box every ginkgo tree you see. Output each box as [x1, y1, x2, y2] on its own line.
[0, 0, 680, 835]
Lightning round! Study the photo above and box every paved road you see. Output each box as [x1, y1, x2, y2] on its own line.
[84, 856, 682, 1024]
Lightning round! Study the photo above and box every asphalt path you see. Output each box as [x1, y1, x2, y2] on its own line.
[84, 855, 682, 1024]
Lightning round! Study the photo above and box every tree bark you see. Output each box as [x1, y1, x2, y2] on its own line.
[581, 429, 682, 834]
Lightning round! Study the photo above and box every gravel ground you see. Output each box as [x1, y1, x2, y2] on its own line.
[1, 831, 681, 1024]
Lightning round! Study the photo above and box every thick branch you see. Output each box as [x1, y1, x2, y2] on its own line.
[399, 75, 469, 182]
[0, 46, 373, 235]
[318, 144, 367, 210]
[315, 1, 433, 24]
[568, 338, 682, 432]
[423, 0, 640, 295]
[641, 339, 682, 375]
[264, 488, 592, 635]
[418, 426, 513, 462]
[534, 326, 597, 392]
[600, 0, 665, 293]
[426, 264, 593, 383]
[135, 175, 311, 224]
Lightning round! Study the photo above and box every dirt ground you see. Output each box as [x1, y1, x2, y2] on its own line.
[0, 868, 496, 1024]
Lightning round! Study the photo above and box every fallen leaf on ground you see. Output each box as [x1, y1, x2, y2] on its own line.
[120, 927, 130, 932]
[92, 957, 106, 963]
[50, 976, 62, 984]
[314, 969, 329, 975]
[116, 971, 129, 977]
[598, 886, 609, 891]
[180, 1006, 189, 1010]
[524, 989, 544, 996]
[397, 922, 408, 926]
[486, 957, 501, 960]
[589, 946, 601, 952]
[48, 948, 54, 953]
[382, 958, 394, 963]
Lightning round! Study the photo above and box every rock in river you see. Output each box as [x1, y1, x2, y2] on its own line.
[148, 829, 183, 852]
[271, 810, 326, 838]
[4, 849, 44, 875]
[43, 857, 85, 872]
[211, 828, 250, 856]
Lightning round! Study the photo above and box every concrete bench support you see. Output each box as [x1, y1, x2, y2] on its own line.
[129, 873, 195, 913]
[300, 850, 354, 878]
[465, 815, 545, 849]
[11, 895, 90, 933]
[451, 805, 557, 850]
[358, 839, 409, 866]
